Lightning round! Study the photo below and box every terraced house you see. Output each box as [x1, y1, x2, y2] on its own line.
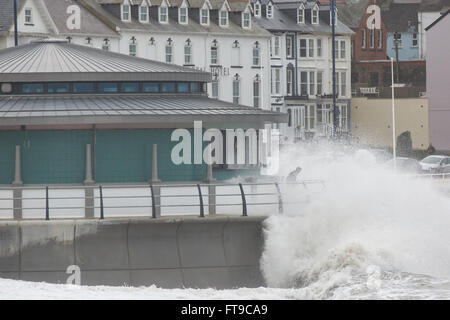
[0, 0, 272, 111]
[252, 0, 352, 142]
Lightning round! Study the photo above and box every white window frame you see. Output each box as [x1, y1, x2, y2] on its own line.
[242, 10, 251, 29]
[311, 7, 319, 25]
[273, 36, 280, 57]
[271, 68, 281, 96]
[253, 75, 261, 108]
[340, 40, 346, 59]
[317, 38, 322, 57]
[159, 4, 168, 24]
[165, 42, 173, 63]
[139, 3, 149, 23]
[184, 41, 192, 65]
[286, 36, 293, 58]
[297, 6, 305, 24]
[299, 37, 315, 59]
[253, 43, 260, 66]
[200, 4, 210, 26]
[211, 77, 219, 99]
[267, 3, 273, 19]
[121, 3, 131, 22]
[24, 8, 33, 24]
[307, 104, 316, 131]
[412, 33, 418, 47]
[316, 70, 323, 96]
[179, 5, 188, 24]
[129, 42, 137, 56]
[287, 69, 293, 96]
[210, 43, 219, 65]
[254, 2, 261, 18]
[233, 74, 241, 104]
[219, 10, 228, 27]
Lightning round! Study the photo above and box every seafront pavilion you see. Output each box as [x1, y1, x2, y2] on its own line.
[0, 39, 286, 186]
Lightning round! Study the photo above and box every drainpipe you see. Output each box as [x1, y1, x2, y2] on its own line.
[14, 0, 18, 46]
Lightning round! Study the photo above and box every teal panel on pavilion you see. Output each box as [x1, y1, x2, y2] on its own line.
[95, 129, 206, 183]
[22, 131, 93, 184]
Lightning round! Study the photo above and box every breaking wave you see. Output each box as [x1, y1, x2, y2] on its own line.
[261, 142, 450, 299]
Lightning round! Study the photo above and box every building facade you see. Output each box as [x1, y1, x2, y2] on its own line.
[426, 9, 450, 152]
[253, 0, 353, 142]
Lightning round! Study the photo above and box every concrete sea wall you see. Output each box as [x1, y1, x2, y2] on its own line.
[0, 216, 266, 289]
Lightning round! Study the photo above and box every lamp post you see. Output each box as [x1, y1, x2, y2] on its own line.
[391, 57, 397, 171]
[13, 0, 18, 46]
[331, 0, 338, 138]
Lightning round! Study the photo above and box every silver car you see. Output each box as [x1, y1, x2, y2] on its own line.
[419, 155, 450, 173]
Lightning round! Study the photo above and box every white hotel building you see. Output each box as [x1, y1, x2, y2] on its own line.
[252, 0, 353, 142]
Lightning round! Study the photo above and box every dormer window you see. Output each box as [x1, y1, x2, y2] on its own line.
[159, 2, 168, 24]
[266, 4, 273, 18]
[219, 10, 228, 27]
[242, 9, 251, 29]
[24, 8, 33, 25]
[312, 7, 319, 24]
[297, 6, 304, 24]
[179, 6, 188, 24]
[254, 2, 261, 18]
[139, 3, 149, 23]
[121, 2, 131, 21]
[200, 5, 209, 25]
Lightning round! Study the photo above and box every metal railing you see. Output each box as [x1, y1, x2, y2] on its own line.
[0, 180, 327, 221]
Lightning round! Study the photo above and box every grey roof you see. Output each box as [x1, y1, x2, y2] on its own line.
[0, 39, 211, 82]
[336, 0, 371, 29]
[80, 0, 269, 36]
[253, 1, 353, 34]
[0, 94, 287, 126]
[0, 0, 25, 34]
[43, 0, 118, 37]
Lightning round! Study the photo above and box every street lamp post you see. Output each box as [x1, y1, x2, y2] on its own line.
[331, 0, 338, 138]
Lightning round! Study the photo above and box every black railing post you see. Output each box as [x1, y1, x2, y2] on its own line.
[238, 183, 247, 217]
[274, 182, 283, 214]
[99, 185, 104, 220]
[150, 184, 156, 219]
[197, 184, 204, 218]
[45, 186, 49, 221]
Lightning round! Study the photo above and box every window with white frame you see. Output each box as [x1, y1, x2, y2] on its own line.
[317, 38, 322, 57]
[297, 6, 304, 24]
[219, 10, 228, 26]
[340, 40, 346, 59]
[307, 105, 316, 131]
[340, 71, 347, 97]
[312, 8, 319, 24]
[309, 71, 315, 96]
[200, 6, 209, 25]
[179, 6, 188, 24]
[271, 68, 281, 95]
[316, 71, 323, 95]
[102, 39, 110, 51]
[370, 29, 375, 49]
[361, 29, 366, 49]
[273, 36, 280, 57]
[129, 39, 137, 56]
[299, 38, 315, 58]
[242, 10, 251, 28]
[211, 41, 218, 64]
[286, 36, 293, 58]
[286, 68, 293, 96]
[24, 8, 33, 24]
[139, 4, 149, 23]
[253, 75, 261, 108]
[377, 29, 382, 49]
[233, 74, 240, 104]
[231, 41, 240, 66]
[338, 105, 347, 130]
[184, 40, 192, 64]
[121, 3, 130, 21]
[211, 76, 219, 98]
[254, 2, 261, 17]
[300, 71, 308, 96]
[267, 3, 273, 18]
[159, 5, 168, 23]
[412, 33, 418, 47]
[308, 39, 314, 58]
[165, 40, 173, 63]
[253, 42, 260, 66]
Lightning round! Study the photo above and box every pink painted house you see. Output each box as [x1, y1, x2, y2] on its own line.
[426, 9, 450, 152]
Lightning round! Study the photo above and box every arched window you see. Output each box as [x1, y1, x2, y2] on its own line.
[129, 36, 137, 56]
